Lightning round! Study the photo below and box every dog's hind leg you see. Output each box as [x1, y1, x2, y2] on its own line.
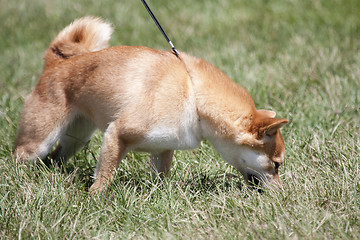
[49, 115, 96, 164]
[13, 95, 70, 163]
[150, 150, 174, 178]
[89, 121, 128, 193]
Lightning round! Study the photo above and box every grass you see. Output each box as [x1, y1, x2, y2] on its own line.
[0, 0, 359, 239]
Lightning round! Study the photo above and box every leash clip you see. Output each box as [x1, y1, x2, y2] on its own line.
[141, 0, 179, 58]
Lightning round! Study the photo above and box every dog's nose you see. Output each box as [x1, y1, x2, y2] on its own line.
[267, 174, 282, 190]
[272, 173, 281, 186]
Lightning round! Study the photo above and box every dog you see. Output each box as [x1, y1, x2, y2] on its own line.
[13, 16, 288, 193]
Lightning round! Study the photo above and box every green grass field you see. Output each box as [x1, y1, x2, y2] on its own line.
[1, 0, 359, 239]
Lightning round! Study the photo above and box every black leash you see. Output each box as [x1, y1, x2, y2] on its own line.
[140, 0, 179, 57]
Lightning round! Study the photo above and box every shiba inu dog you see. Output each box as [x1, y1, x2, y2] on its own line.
[13, 17, 288, 192]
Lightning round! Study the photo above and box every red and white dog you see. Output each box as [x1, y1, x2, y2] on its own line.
[13, 17, 288, 192]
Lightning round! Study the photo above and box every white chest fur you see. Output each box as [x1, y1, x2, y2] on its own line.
[136, 100, 202, 152]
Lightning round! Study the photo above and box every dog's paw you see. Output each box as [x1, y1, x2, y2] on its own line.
[89, 180, 108, 195]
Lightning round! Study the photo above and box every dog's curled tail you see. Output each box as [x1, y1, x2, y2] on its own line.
[45, 16, 113, 65]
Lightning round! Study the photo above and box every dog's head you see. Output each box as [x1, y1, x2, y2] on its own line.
[245, 110, 288, 188]
[209, 109, 288, 189]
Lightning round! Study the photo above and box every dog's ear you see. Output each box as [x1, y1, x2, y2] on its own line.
[257, 109, 276, 118]
[259, 118, 288, 136]
[254, 110, 287, 136]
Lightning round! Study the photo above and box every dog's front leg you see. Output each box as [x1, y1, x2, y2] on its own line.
[89, 122, 128, 194]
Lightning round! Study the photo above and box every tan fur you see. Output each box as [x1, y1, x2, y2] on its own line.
[13, 17, 288, 193]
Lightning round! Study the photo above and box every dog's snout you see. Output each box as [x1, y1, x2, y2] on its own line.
[247, 173, 281, 193]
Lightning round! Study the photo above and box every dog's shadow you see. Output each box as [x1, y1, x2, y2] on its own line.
[179, 172, 244, 193]
[41, 141, 249, 194]
[42, 153, 245, 195]
[42, 145, 96, 190]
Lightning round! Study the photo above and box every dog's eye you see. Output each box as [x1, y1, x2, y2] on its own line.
[274, 162, 280, 170]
